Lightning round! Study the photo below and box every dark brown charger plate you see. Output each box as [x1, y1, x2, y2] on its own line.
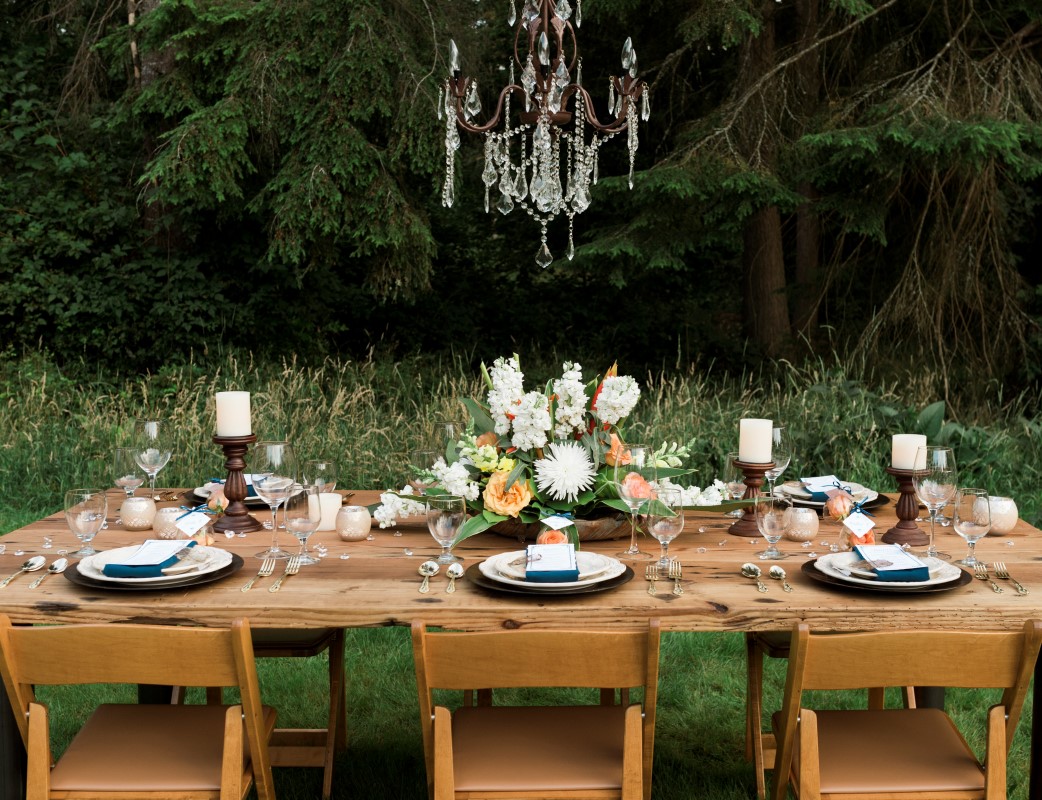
[64, 553, 245, 592]
[801, 558, 971, 594]
[465, 563, 635, 597]
[788, 494, 891, 513]
[182, 489, 267, 507]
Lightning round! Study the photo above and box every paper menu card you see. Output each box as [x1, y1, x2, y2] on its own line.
[852, 544, 930, 582]
[525, 543, 579, 583]
[117, 539, 196, 566]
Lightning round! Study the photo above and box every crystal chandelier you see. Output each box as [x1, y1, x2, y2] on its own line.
[440, 0, 649, 267]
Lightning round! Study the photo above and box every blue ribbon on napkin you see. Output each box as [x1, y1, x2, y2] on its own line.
[102, 541, 197, 578]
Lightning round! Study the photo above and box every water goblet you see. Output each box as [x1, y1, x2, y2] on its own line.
[285, 485, 322, 565]
[648, 487, 685, 570]
[133, 419, 172, 501]
[723, 451, 746, 518]
[614, 443, 656, 562]
[409, 450, 440, 494]
[913, 445, 957, 560]
[764, 425, 791, 497]
[252, 440, 298, 559]
[754, 494, 791, 560]
[65, 489, 107, 557]
[426, 494, 466, 564]
[302, 458, 338, 493]
[953, 488, 991, 567]
[113, 447, 144, 500]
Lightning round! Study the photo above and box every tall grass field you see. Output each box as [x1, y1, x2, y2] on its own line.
[1, 351, 1040, 799]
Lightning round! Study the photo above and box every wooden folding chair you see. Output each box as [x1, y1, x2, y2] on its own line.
[771, 620, 1042, 800]
[0, 614, 276, 800]
[412, 619, 661, 800]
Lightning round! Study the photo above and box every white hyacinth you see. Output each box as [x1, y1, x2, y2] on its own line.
[552, 361, 588, 440]
[373, 486, 426, 528]
[487, 356, 524, 436]
[431, 458, 480, 501]
[510, 390, 551, 451]
[657, 478, 728, 506]
[534, 441, 597, 502]
[595, 375, 640, 425]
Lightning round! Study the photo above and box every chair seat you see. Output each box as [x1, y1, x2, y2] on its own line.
[452, 705, 630, 792]
[774, 708, 984, 794]
[50, 703, 276, 791]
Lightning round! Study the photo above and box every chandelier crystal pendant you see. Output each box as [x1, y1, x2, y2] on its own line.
[441, 0, 649, 268]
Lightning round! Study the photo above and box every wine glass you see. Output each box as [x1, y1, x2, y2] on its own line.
[426, 494, 466, 564]
[754, 494, 791, 560]
[303, 459, 338, 493]
[764, 425, 791, 498]
[953, 488, 991, 567]
[648, 487, 685, 569]
[723, 451, 746, 518]
[409, 450, 440, 494]
[133, 419, 172, 501]
[285, 485, 322, 565]
[614, 443, 655, 561]
[65, 489, 107, 557]
[252, 441, 298, 559]
[113, 447, 144, 499]
[913, 445, 957, 560]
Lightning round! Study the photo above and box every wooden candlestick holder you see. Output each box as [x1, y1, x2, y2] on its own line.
[729, 459, 775, 538]
[212, 434, 263, 535]
[880, 466, 928, 547]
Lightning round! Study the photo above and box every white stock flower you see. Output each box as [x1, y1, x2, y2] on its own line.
[373, 486, 426, 528]
[510, 391, 551, 451]
[431, 458, 480, 501]
[488, 356, 524, 436]
[553, 361, 588, 439]
[534, 441, 597, 502]
[657, 477, 727, 507]
[595, 375, 640, 425]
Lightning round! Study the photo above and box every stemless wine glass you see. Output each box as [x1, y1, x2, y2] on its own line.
[65, 489, 107, 557]
[303, 458, 338, 493]
[252, 441, 298, 559]
[648, 487, 685, 569]
[764, 425, 791, 498]
[614, 443, 656, 562]
[426, 494, 466, 564]
[133, 419, 172, 501]
[754, 494, 791, 560]
[913, 445, 957, 560]
[723, 451, 746, 518]
[284, 485, 322, 565]
[113, 447, 144, 499]
[953, 488, 991, 567]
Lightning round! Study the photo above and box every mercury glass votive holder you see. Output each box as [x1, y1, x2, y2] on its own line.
[337, 505, 372, 541]
[987, 496, 1019, 535]
[120, 497, 157, 531]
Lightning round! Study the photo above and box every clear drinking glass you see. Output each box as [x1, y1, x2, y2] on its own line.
[426, 494, 466, 564]
[614, 443, 655, 561]
[285, 485, 322, 565]
[764, 425, 791, 497]
[252, 441, 298, 559]
[754, 494, 791, 560]
[409, 450, 440, 494]
[113, 447, 144, 499]
[912, 445, 957, 560]
[648, 487, 685, 569]
[133, 419, 172, 501]
[302, 459, 338, 493]
[953, 488, 991, 567]
[65, 489, 107, 557]
[723, 451, 746, 518]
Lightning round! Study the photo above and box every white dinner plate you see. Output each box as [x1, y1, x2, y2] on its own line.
[78, 545, 233, 585]
[777, 481, 878, 508]
[194, 482, 267, 507]
[479, 551, 626, 590]
[813, 551, 961, 588]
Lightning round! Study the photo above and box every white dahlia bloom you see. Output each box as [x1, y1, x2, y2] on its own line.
[534, 441, 597, 502]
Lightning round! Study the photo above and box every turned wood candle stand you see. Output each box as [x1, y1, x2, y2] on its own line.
[729, 459, 775, 538]
[212, 434, 263, 535]
[880, 466, 928, 547]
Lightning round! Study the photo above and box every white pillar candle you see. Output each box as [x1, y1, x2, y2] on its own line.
[891, 434, 927, 470]
[738, 418, 773, 463]
[215, 391, 252, 437]
[310, 492, 343, 531]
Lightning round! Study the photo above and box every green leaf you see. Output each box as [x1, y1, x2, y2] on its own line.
[917, 401, 946, 440]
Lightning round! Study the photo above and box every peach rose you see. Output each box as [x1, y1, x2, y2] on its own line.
[475, 431, 499, 449]
[824, 492, 854, 521]
[604, 433, 632, 467]
[536, 529, 569, 545]
[482, 471, 533, 517]
[621, 471, 656, 499]
[207, 485, 227, 513]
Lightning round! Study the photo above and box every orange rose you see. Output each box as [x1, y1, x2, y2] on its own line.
[824, 492, 854, 521]
[207, 485, 227, 513]
[536, 529, 569, 545]
[475, 431, 499, 449]
[621, 471, 656, 500]
[604, 433, 632, 467]
[482, 471, 533, 517]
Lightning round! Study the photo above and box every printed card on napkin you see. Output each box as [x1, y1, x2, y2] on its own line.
[101, 540, 198, 578]
[525, 543, 579, 583]
[853, 544, 930, 582]
[800, 475, 848, 501]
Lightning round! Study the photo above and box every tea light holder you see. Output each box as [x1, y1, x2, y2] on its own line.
[337, 505, 372, 541]
[212, 434, 263, 535]
[153, 506, 185, 539]
[120, 497, 156, 531]
[880, 466, 928, 547]
[729, 459, 775, 538]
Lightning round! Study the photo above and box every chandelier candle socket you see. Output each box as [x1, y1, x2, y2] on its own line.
[215, 391, 252, 437]
[442, 0, 648, 267]
[738, 419, 773, 464]
[891, 434, 927, 470]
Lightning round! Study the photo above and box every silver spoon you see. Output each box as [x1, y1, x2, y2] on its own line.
[445, 562, 464, 593]
[769, 565, 794, 592]
[28, 557, 68, 589]
[0, 555, 46, 589]
[418, 561, 439, 594]
[741, 563, 768, 593]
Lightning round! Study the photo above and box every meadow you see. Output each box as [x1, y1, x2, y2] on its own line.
[1, 350, 1040, 799]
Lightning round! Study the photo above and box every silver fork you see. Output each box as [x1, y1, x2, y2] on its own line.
[974, 562, 1003, 593]
[268, 556, 301, 593]
[241, 557, 276, 592]
[992, 562, 1028, 595]
[645, 564, 658, 596]
[668, 560, 684, 595]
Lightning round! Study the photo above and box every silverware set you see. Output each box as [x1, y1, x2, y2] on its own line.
[646, 561, 684, 596]
[973, 562, 1029, 595]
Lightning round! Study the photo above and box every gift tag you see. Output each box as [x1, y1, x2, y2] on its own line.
[541, 515, 574, 531]
[176, 511, 211, 537]
[842, 510, 875, 538]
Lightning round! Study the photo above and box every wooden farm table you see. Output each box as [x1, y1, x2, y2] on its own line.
[1, 489, 1041, 799]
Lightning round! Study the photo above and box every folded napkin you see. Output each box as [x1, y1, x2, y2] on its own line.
[853, 544, 930, 582]
[207, 479, 258, 498]
[524, 543, 579, 583]
[102, 541, 198, 579]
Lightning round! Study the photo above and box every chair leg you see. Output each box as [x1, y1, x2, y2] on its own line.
[745, 634, 768, 800]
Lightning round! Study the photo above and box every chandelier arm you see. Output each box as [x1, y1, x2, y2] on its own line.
[567, 84, 643, 133]
[452, 81, 529, 134]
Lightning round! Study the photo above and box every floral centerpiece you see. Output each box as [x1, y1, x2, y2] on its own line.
[373, 355, 733, 544]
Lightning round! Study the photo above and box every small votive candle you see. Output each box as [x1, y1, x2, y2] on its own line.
[738, 418, 773, 463]
[785, 507, 819, 542]
[121, 497, 156, 531]
[891, 434, 927, 470]
[988, 496, 1019, 535]
[336, 505, 372, 541]
[215, 391, 252, 437]
[153, 507, 185, 539]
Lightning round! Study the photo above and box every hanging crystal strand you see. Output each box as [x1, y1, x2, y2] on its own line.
[443, 81, 458, 207]
[521, 55, 536, 112]
[483, 135, 498, 213]
[508, 0, 517, 26]
[567, 216, 575, 260]
[536, 220, 552, 268]
[592, 141, 599, 184]
[626, 99, 638, 189]
[576, 0, 582, 27]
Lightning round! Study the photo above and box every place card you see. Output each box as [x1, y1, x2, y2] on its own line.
[853, 544, 929, 582]
[118, 539, 197, 567]
[175, 511, 211, 537]
[525, 543, 579, 583]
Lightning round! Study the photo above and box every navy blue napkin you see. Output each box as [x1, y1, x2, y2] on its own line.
[102, 541, 198, 578]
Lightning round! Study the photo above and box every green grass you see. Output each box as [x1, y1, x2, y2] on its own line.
[3, 350, 1040, 799]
